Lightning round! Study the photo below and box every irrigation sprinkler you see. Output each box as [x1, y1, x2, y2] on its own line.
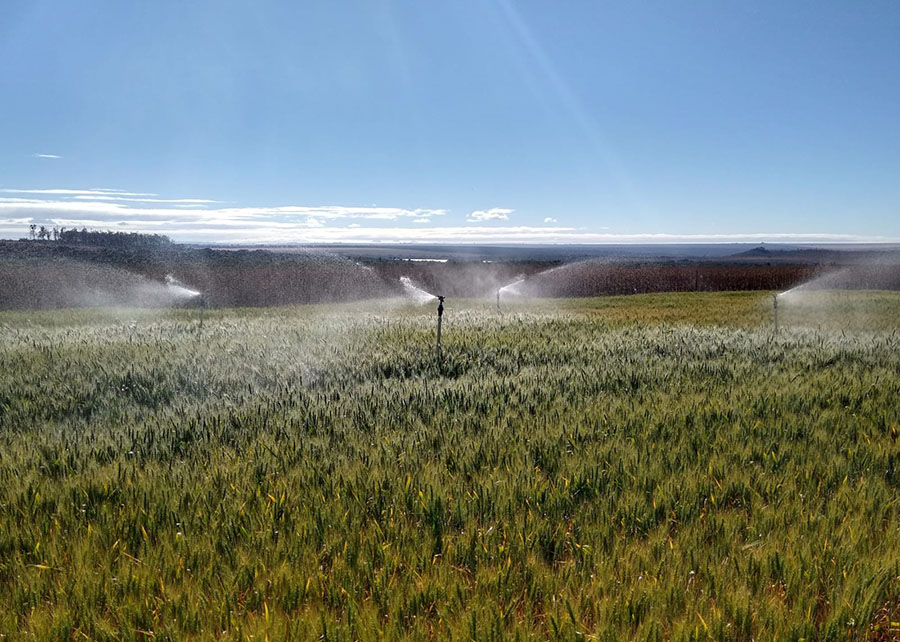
[772, 293, 779, 334]
[436, 295, 445, 362]
[197, 294, 207, 330]
[497, 276, 526, 312]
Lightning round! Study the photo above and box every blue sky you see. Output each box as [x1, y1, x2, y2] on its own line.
[1, 1, 898, 244]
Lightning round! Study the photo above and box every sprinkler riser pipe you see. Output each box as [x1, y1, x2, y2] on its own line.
[197, 294, 207, 330]
[436, 296, 445, 362]
[773, 293, 779, 334]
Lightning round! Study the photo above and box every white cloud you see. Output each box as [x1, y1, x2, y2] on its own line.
[2, 188, 156, 197]
[1, 187, 897, 245]
[468, 208, 513, 222]
[72, 195, 219, 205]
[211, 229, 900, 245]
[0, 199, 445, 224]
[0, 197, 46, 204]
[0, 189, 448, 241]
[32, 153, 62, 159]
[544, 217, 557, 223]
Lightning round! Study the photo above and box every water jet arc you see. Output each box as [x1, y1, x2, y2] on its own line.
[497, 276, 527, 311]
[400, 277, 437, 304]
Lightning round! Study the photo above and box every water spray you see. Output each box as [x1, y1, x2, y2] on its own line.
[436, 295, 445, 362]
[497, 275, 526, 312]
[165, 274, 202, 301]
[400, 276, 437, 304]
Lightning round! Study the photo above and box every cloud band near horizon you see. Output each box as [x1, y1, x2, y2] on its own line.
[0, 188, 895, 245]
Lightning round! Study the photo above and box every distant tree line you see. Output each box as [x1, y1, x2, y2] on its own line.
[27, 225, 172, 249]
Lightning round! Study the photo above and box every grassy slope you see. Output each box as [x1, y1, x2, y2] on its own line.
[1, 292, 900, 640]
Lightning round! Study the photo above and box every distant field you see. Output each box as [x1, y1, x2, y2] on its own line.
[0, 239, 835, 309]
[2, 292, 900, 640]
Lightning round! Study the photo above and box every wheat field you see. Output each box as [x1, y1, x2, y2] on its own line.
[1, 292, 900, 640]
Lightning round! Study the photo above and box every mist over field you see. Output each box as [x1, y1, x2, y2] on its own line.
[4, 237, 900, 310]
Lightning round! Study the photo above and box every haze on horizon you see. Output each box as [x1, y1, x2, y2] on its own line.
[1, 1, 898, 245]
